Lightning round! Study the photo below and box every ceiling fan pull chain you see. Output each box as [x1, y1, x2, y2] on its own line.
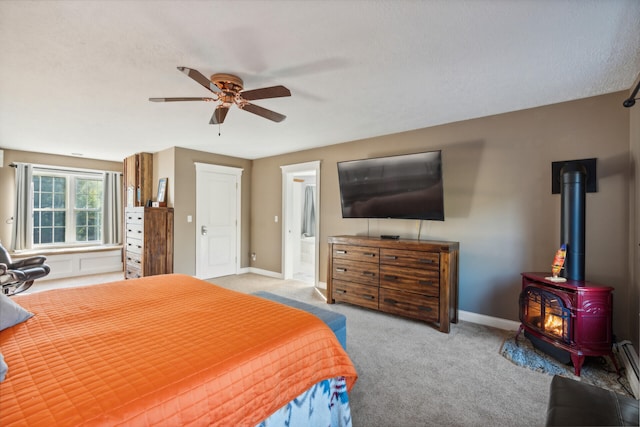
[218, 124, 221, 136]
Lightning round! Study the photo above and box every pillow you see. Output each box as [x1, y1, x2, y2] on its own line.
[0, 293, 33, 331]
[0, 352, 7, 382]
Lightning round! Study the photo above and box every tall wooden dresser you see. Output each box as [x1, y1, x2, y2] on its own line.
[124, 207, 174, 279]
[327, 235, 459, 333]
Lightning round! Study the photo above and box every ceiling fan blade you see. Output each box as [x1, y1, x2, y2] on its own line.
[210, 106, 229, 124]
[241, 85, 291, 101]
[177, 66, 221, 95]
[241, 103, 286, 122]
[149, 97, 216, 102]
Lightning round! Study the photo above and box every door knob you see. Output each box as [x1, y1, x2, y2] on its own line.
[201, 225, 208, 235]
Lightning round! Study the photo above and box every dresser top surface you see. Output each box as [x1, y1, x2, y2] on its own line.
[329, 235, 459, 252]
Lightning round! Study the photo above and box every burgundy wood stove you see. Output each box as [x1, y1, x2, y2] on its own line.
[516, 160, 620, 377]
[517, 272, 619, 376]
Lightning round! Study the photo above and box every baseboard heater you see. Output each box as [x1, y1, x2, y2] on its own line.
[614, 340, 639, 399]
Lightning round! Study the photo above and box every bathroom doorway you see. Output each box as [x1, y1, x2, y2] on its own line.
[281, 161, 320, 287]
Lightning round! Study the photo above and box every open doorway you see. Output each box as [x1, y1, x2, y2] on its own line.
[281, 161, 320, 287]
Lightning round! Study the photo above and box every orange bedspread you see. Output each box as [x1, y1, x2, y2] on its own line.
[0, 274, 357, 426]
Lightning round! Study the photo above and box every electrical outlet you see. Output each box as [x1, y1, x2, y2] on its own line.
[251, 252, 256, 261]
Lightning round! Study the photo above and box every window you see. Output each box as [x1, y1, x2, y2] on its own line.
[32, 169, 104, 246]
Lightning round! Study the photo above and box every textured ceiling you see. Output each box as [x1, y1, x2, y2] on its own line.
[1, 1, 639, 162]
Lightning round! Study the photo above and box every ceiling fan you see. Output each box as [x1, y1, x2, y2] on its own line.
[150, 66, 291, 124]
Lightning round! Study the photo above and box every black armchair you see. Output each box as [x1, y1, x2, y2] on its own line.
[0, 244, 50, 295]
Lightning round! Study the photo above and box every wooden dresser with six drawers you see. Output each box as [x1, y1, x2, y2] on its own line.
[327, 235, 459, 333]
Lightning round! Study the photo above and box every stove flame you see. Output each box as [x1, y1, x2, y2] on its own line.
[544, 313, 564, 337]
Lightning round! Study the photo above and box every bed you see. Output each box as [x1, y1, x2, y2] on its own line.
[0, 274, 357, 426]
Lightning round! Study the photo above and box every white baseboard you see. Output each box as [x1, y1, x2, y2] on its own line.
[247, 267, 283, 279]
[458, 310, 521, 331]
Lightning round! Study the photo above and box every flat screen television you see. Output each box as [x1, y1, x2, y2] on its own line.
[337, 150, 445, 221]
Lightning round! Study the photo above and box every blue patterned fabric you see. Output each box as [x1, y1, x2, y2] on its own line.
[257, 376, 352, 427]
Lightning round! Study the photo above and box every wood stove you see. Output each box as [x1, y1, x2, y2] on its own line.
[517, 272, 619, 376]
[517, 159, 620, 376]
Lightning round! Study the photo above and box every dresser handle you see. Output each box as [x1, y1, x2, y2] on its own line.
[362, 271, 376, 277]
[362, 294, 375, 300]
[335, 289, 347, 294]
[364, 252, 376, 257]
[384, 298, 397, 305]
[418, 280, 433, 286]
[336, 268, 347, 273]
[383, 255, 398, 260]
[419, 259, 434, 264]
[418, 306, 433, 312]
[384, 275, 398, 280]
[336, 250, 347, 254]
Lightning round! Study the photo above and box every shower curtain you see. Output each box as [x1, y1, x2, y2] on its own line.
[301, 185, 315, 237]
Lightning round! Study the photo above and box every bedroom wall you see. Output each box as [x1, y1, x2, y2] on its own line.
[0, 149, 122, 249]
[251, 91, 634, 341]
[166, 147, 252, 276]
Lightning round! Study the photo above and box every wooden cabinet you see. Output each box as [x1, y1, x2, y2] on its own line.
[124, 207, 174, 279]
[327, 236, 459, 333]
[124, 152, 153, 207]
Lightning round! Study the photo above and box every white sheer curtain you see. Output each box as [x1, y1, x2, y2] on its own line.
[102, 171, 122, 245]
[11, 163, 34, 251]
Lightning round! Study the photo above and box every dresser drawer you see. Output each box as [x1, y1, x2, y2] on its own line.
[125, 250, 142, 267]
[380, 249, 439, 271]
[332, 259, 379, 286]
[126, 237, 143, 255]
[125, 265, 142, 279]
[379, 287, 439, 322]
[380, 265, 440, 297]
[332, 280, 378, 310]
[126, 223, 144, 239]
[333, 244, 379, 263]
[125, 210, 144, 225]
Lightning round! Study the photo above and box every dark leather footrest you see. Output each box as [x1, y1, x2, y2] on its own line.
[546, 375, 639, 426]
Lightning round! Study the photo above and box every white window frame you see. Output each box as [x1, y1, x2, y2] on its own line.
[32, 167, 105, 248]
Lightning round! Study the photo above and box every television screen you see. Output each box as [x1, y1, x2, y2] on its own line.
[337, 150, 445, 221]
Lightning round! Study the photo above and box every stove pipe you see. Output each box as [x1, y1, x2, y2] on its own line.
[560, 163, 587, 281]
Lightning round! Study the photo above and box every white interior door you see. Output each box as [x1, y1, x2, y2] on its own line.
[195, 163, 242, 279]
